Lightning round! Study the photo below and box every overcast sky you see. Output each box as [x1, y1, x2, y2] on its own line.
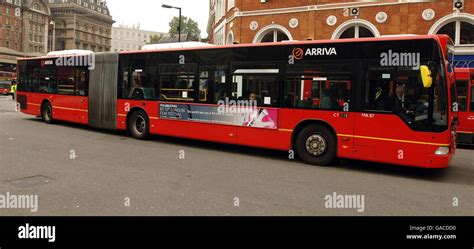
[107, 0, 210, 37]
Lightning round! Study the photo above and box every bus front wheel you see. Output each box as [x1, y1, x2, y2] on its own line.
[41, 102, 54, 124]
[296, 125, 337, 166]
[129, 110, 150, 140]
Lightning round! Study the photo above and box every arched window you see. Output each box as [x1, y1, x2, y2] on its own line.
[429, 13, 474, 46]
[437, 21, 474, 45]
[331, 20, 380, 40]
[260, 30, 289, 43]
[253, 24, 293, 43]
[339, 25, 375, 39]
[226, 32, 234, 45]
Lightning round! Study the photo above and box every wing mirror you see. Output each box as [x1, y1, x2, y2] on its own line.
[420, 65, 433, 88]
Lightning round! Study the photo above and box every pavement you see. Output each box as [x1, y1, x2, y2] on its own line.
[0, 95, 473, 216]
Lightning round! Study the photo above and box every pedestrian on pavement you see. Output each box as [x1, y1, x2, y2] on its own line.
[10, 80, 17, 101]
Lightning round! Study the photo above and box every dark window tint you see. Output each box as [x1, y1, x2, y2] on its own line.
[39, 67, 57, 94]
[29, 67, 40, 93]
[76, 68, 89, 96]
[121, 54, 157, 100]
[199, 65, 227, 104]
[363, 60, 448, 132]
[159, 64, 197, 102]
[17, 61, 28, 92]
[231, 63, 281, 107]
[359, 26, 375, 38]
[363, 63, 395, 112]
[460, 21, 474, 45]
[470, 86, 474, 112]
[339, 27, 355, 39]
[260, 30, 289, 43]
[437, 22, 456, 42]
[57, 68, 75, 95]
[339, 26, 374, 39]
[231, 74, 279, 107]
[456, 80, 468, 111]
[284, 75, 350, 110]
[285, 60, 353, 110]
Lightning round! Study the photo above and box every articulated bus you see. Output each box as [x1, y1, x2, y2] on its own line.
[16, 35, 457, 168]
[455, 68, 474, 145]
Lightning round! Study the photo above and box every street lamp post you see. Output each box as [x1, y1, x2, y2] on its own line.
[162, 4, 182, 42]
[50, 21, 56, 52]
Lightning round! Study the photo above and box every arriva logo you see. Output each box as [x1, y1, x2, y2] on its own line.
[291, 47, 337, 61]
[292, 48, 304, 60]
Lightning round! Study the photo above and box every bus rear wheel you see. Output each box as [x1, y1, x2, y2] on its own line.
[129, 110, 150, 140]
[296, 124, 337, 166]
[41, 102, 54, 124]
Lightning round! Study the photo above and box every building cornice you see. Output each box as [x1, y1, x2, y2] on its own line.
[223, 0, 438, 25]
[49, 3, 114, 24]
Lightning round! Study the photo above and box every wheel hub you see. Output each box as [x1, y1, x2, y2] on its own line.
[135, 116, 146, 133]
[305, 134, 327, 156]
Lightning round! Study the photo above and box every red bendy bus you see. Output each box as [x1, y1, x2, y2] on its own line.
[16, 35, 457, 168]
[454, 68, 474, 145]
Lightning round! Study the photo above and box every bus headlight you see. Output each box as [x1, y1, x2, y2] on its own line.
[435, 147, 449, 155]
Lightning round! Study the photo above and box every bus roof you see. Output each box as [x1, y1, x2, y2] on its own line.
[141, 42, 215, 51]
[18, 34, 446, 61]
[119, 34, 445, 55]
[47, 50, 94, 56]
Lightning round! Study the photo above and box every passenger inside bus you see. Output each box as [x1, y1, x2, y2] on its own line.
[374, 87, 387, 110]
[128, 73, 155, 100]
[389, 84, 414, 124]
[128, 79, 144, 99]
[249, 92, 257, 102]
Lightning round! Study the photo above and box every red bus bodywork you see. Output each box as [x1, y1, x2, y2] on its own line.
[17, 35, 456, 168]
[455, 68, 474, 145]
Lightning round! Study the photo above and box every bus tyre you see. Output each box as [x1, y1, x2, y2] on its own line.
[129, 110, 150, 140]
[296, 125, 337, 166]
[41, 102, 54, 124]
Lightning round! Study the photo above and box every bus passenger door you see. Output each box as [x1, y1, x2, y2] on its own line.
[353, 68, 395, 160]
[77, 68, 89, 125]
[456, 71, 474, 144]
[312, 77, 355, 158]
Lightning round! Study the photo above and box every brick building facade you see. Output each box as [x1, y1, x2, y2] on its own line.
[0, 0, 50, 71]
[208, 0, 473, 66]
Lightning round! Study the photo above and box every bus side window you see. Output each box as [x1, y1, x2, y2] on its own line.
[199, 65, 227, 104]
[284, 76, 350, 111]
[39, 67, 57, 94]
[57, 68, 76, 95]
[363, 63, 394, 112]
[159, 73, 196, 102]
[470, 86, 474, 112]
[76, 68, 89, 96]
[231, 74, 279, 107]
[123, 54, 156, 100]
[456, 80, 469, 111]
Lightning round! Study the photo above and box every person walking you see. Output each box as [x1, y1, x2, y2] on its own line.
[10, 80, 17, 101]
